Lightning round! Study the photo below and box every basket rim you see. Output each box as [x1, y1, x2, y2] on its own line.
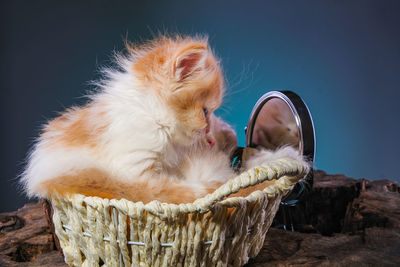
[51, 157, 309, 218]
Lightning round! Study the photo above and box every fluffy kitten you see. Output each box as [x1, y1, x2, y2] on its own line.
[21, 36, 306, 204]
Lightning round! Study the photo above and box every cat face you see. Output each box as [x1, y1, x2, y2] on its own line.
[132, 37, 224, 146]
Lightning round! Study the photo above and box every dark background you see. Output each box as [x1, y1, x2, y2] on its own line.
[1, 0, 399, 212]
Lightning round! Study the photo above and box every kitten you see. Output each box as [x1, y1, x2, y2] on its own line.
[21, 35, 306, 204]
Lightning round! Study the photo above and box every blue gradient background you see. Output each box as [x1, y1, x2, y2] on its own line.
[1, 0, 399, 212]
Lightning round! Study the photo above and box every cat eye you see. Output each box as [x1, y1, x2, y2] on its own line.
[203, 108, 209, 117]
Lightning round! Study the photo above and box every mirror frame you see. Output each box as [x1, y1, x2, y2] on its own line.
[245, 90, 316, 204]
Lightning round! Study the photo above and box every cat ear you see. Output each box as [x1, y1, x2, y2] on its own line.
[174, 46, 208, 80]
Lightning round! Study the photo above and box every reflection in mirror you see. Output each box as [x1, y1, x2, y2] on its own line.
[252, 98, 300, 151]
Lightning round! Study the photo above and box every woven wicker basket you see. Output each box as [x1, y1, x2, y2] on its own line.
[50, 157, 308, 267]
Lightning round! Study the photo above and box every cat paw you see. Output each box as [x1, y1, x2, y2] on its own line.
[217, 126, 237, 153]
[209, 114, 238, 154]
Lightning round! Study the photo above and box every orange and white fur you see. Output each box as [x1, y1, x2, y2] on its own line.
[21, 36, 305, 204]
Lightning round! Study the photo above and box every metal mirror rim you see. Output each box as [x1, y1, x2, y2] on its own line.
[245, 90, 315, 163]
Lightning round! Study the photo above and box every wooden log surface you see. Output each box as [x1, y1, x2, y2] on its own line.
[1, 170, 399, 266]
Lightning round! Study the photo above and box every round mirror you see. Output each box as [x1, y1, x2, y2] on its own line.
[246, 91, 315, 205]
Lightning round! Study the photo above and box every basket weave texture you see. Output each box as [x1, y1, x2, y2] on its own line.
[50, 157, 309, 267]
